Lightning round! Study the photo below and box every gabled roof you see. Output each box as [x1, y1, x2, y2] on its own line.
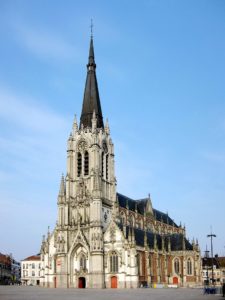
[117, 192, 178, 227]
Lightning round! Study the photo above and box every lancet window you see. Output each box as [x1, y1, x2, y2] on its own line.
[77, 152, 82, 177]
[80, 254, 86, 271]
[101, 152, 104, 178]
[187, 258, 192, 275]
[174, 258, 180, 274]
[110, 251, 118, 273]
[84, 151, 89, 176]
[106, 154, 109, 180]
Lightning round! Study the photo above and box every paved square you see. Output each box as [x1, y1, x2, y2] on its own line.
[0, 286, 223, 300]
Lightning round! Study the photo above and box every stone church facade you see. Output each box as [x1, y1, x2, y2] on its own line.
[40, 37, 201, 289]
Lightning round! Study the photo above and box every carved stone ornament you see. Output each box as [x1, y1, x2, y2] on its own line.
[110, 225, 116, 242]
[75, 179, 90, 206]
[102, 141, 108, 153]
[77, 139, 88, 152]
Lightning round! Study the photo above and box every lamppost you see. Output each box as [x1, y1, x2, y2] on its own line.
[207, 231, 216, 286]
[204, 246, 210, 286]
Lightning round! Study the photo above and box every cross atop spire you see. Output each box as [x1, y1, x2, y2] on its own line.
[90, 19, 94, 38]
[80, 36, 104, 129]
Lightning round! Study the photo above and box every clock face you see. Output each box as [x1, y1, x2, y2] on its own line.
[102, 206, 111, 231]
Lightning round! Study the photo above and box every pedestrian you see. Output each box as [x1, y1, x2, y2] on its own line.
[222, 283, 225, 297]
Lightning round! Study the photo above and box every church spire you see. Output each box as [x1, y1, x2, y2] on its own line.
[80, 36, 104, 129]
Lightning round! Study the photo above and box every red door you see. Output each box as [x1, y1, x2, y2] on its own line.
[173, 277, 178, 284]
[54, 277, 57, 288]
[78, 277, 86, 288]
[111, 276, 117, 288]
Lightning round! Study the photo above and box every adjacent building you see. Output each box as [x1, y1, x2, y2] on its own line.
[0, 253, 20, 285]
[40, 36, 201, 288]
[21, 255, 41, 286]
[0, 253, 12, 285]
[202, 255, 225, 286]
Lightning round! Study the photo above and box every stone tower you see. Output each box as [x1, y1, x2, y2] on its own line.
[40, 36, 117, 288]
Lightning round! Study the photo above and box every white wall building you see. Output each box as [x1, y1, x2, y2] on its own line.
[21, 255, 41, 286]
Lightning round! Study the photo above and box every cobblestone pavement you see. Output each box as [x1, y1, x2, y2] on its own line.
[0, 286, 223, 300]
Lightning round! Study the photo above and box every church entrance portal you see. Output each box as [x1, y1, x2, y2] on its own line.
[173, 277, 178, 284]
[111, 276, 117, 288]
[78, 277, 86, 288]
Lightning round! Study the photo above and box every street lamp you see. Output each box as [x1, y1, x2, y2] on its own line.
[207, 232, 216, 286]
[204, 246, 210, 286]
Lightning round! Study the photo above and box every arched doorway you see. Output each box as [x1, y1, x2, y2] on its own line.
[78, 277, 86, 288]
[111, 276, 117, 288]
[173, 277, 178, 284]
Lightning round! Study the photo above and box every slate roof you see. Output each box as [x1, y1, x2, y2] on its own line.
[117, 192, 178, 227]
[117, 223, 193, 251]
[80, 37, 104, 129]
[217, 256, 225, 268]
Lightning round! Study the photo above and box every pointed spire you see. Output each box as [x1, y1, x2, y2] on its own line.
[59, 174, 65, 196]
[80, 36, 104, 129]
[73, 114, 78, 134]
[105, 118, 110, 134]
[182, 234, 186, 251]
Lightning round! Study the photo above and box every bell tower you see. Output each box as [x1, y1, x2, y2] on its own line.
[63, 36, 116, 288]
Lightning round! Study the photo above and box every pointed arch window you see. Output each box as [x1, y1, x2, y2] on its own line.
[77, 152, 82, 177]
[101, 152, 104, 178]
[106, 154, 109, 180]
[174, 258, 180, 274]
[84, 151, 89, 176]
[137, 253, 143, 276]
[80, 254, 86, 271]
[187, 258, 192, 275]
[110, 251, 118, 273]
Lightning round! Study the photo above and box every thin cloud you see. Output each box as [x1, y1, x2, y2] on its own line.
[202, 151, 225, 164]
[10, 21, 80, 63]
[0, 86, 68, 133]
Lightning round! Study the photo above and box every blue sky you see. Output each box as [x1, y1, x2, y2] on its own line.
[0, 0, 225, 261]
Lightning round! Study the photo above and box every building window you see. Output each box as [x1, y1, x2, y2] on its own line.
[80, 255, 86, 271]
[110, 252, 118, 273]
[106, 154, 109, 180]
[84, 151, 89, 176]
[137, 253, 143, 276]
[77, 152, 82, 177]
[102, 153, 104, 178]
[174, 258, 179, 274]
[32, 263, 35, 269]
[187, 258, 192, 275]
[32, 271, 35, 276]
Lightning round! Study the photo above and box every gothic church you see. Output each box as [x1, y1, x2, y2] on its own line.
[40, 37, 201, 288]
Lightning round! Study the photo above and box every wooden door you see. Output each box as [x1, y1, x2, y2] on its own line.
[111, 276, 117, 288]
[78, 277, 86, 288]
[173, 277, 178, 284]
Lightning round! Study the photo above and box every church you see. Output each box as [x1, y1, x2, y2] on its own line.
[40, 36, 201, 289]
